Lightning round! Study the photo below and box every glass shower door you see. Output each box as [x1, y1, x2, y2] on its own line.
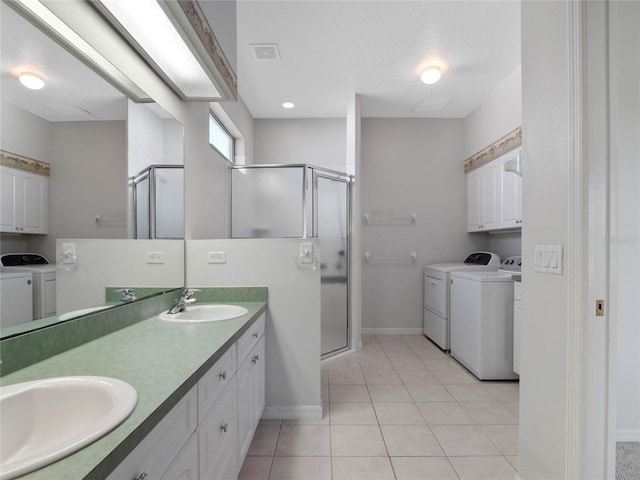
[316, 173, 350, 357]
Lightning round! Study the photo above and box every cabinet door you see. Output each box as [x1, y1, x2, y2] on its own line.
[252, 336, 265, 426]
[481, 163, 499, 230]
[199, 377, 238, 480]
[0, 167, 19, 232]
[466, 169, 483, 231]
[107, 387, 198, 480]
[237, 352, 254, 466]
[0, 167, 48, 234]
[20, 173, 47, 233]
[161, 433, 199, 480]
[500, 159, 522, 228]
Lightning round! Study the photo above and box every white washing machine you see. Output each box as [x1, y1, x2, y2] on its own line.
[1, 254, 56, 320]
[449, 256, 521, 380]
[0, 268, 33, 327]
[424, 252, 501, 350]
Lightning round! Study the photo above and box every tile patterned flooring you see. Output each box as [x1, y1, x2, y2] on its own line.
[239, 334, 519, 480]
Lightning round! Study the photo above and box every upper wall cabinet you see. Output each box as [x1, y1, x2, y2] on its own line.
[466, 148, 522, 233]
[0, 165, 48, 234]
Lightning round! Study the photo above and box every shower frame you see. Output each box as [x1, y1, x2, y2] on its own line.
[230, 164, 354, 359]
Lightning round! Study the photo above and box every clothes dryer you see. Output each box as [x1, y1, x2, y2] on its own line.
[1, 254, 56, 319]
[423, 252, 500, 350]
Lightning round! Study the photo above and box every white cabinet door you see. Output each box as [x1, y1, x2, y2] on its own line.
[466, 169, 483, 231]
[161, 433, 199, 480]
[199, 377, 238, 480]
[0, 166, 47, 234]
[237, 335, 266, 469]
[107, 387, 198, 480]
[499, 157, 522, 228]
[481, 163, 499, 230]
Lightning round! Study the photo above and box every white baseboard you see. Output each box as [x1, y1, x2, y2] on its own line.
[262, 405, 323, 420]
[362, 327, 424, 335]
[617, 429, 640, 442]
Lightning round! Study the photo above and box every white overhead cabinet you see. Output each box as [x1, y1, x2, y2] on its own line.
[0, 165, 48, 234]
[466, 149, 522, 232]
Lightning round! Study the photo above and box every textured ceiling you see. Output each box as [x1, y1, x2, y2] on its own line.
[0, 3, 126, 122]
[234, 0, 521, 119]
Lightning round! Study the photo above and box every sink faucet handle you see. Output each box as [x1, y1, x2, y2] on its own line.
[182, 288, 201, 298]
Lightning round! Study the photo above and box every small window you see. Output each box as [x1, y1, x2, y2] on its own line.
[209, 112, 234, 163]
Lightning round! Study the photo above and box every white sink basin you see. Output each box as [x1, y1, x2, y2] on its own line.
[0, 376, 137, 480]
[159, 304, 248, 323]
[58, 305, 111, 321]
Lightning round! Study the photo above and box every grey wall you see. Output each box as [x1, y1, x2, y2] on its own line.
[26, 121, 127, 261]
[361, 118, 489, 332]
[0, 101, 51, 163]
[254, 118, 346, 171]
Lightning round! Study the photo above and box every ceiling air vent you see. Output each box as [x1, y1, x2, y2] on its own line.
[251, 43, 281, 61]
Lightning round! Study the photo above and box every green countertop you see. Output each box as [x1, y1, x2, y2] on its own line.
[1, 301, 267, 480]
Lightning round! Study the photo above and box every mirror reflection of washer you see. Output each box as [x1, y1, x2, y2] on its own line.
[0, 254, 56, 320]
[449, 256, 521, 380]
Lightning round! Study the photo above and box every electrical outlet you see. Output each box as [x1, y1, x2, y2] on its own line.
[208, 251, 227, 264]
[146, 251, 165, 264]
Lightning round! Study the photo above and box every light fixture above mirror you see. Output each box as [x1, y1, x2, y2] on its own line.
[6, 0, 237, 102]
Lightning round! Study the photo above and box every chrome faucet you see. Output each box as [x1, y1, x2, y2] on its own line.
[168, 288, 200, 314]
[116, 288, 136, 303]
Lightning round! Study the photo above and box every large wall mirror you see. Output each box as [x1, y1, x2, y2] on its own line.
[0, 2, 184, 337]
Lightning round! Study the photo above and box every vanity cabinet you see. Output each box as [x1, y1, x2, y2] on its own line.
[107, 313, 266, 480]
[0, 165, 48, 234]
[466, 149, 522, 232]
[106, 386, 199, 480]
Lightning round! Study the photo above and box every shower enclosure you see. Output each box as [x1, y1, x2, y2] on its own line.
[231, 164, 352, 359]
[131, 165, 184, 239]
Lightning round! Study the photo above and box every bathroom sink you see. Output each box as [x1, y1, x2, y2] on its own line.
[58, 305, 111, 321]
[159, 304, 248, 323]
[0, 376, 137, 480]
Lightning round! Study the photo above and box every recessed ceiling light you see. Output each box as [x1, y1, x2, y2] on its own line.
[282, 102, 295, 109]
[19, 72, 45, 90]
[420, 66, 442, 85]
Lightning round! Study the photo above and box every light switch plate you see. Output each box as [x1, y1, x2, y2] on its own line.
[146, 251, 165, 264]
[299, 242, 313, 263]
[535, 245, 563, 275]
[208, 251, 226, 264]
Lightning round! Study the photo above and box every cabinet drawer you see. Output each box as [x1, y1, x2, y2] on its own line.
[107, 386, 198, 480]
[160, 432, 199, 480]
[424, 274, 446, 317]
[236, 313, 265, 366]
[199, 377, 238, 480]
[198, 344, 236, 422]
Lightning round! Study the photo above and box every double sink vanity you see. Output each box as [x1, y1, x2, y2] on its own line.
[0, 288, 268, 480]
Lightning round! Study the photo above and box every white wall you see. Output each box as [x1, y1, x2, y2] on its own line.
[184, 102, 231, 240]
[254, 118, 347, 172]
[0, 101, 51, 163]
[463, 66, 522, 159]
[519, 2, 573, 478]
[612, 0, 640, 441]
[361, 118, 490, 332]
[56, 239, 184, 314]
[463, 65, 523, 260]
[25, 121, 127, 262]
[128, 101, 164, 176]
[186, 238, 322, 418]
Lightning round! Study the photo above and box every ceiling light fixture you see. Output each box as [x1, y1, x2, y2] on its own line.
[282, 102, 295, 109]
[420, 66, 442, 85]
[19, 72, 45, 90]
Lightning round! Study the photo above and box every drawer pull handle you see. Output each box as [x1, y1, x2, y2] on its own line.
[135, 473, 148, 480]
[252, 354, 260, 364]
[252, 332, 259, 338]
[220, 422, 229, 433]
[219, 371, 227, 380]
